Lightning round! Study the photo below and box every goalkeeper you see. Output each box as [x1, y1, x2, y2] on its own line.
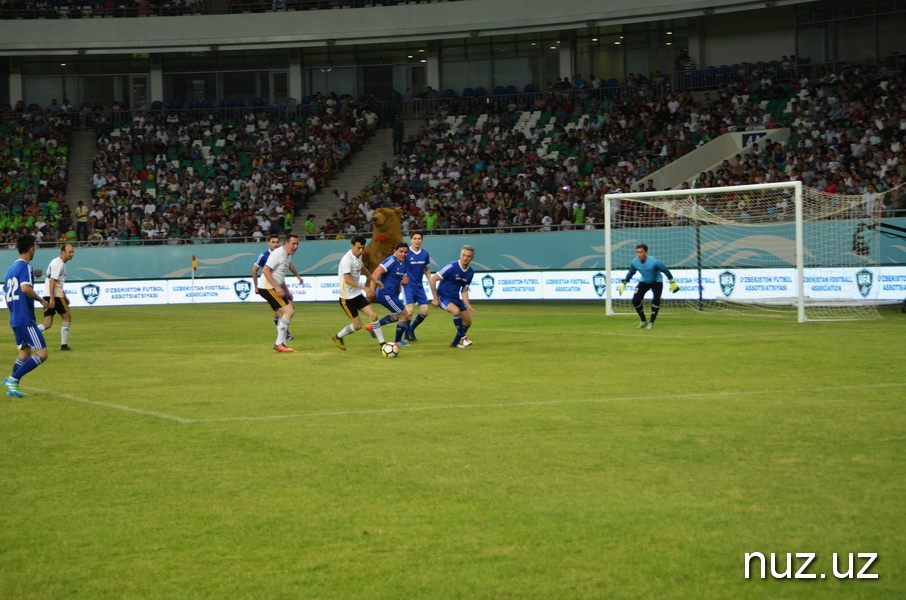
[619, 243, 679, 329]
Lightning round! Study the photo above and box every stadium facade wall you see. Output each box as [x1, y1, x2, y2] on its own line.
[0, 0, 797, 55]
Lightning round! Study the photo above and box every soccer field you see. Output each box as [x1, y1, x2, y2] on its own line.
[1, 301, 903, 599]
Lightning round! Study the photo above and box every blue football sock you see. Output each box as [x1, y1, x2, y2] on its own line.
[410, 313, 426, 332]
[12, 355, 43, 380]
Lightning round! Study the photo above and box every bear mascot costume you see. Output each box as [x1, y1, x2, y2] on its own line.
[362, 207, 404, 275]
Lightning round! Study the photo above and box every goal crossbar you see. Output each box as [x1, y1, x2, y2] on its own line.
[604, 181, 881, 322]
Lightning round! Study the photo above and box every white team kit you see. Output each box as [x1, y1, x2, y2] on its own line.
[44, 257, 67, 297]
[42, 248, 75, 351]
[258, 246, 292, 290]
[338, 250, 364, 300]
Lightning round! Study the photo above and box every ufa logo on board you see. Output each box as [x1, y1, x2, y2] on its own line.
[233, 280, 252, 301]
[719, 271, 736, 297]
[81, 283, 100, 305]
[482, 274, 495, 298]
[592, 272, 607, 297]
[855, 269, 873, 298]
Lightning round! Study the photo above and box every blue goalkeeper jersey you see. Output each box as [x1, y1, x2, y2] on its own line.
[624, 256, 673, 284]
[436, 259, 474, 299]
[3, 259, 38, 327]
[378, 254, 407, 297]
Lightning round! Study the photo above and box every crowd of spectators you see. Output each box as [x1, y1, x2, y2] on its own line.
[0, 100, 73, 247]
[2, 61, 905, 247]
[684, 63, 906, 222]
[0, 0, 460, 19]
[81, 94, 378, 245]
[0, 0, 202, 19]
[0, 92, 381, 246]
[316, 62, 906, 237]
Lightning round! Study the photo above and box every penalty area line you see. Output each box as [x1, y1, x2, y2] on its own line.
[35, 381, 906, 424]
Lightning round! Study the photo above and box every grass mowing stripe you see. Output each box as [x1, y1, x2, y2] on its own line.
[35, 381, 906, 424]
[3, 303, 903, 599]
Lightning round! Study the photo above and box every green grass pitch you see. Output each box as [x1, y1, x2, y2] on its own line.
[1, 301, 904, 599]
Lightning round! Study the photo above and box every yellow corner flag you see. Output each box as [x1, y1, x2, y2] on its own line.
[192, 255, 198, 272]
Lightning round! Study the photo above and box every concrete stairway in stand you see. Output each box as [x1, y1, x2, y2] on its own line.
[305, 126, 395, 230]
[64, 129, 97, 212]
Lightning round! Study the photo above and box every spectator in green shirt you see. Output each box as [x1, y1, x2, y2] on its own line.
[424, 207, 438, 231]
[61, 225, 76, 244]
[572, 201, 585, 229]
[283, 211, 294, 235]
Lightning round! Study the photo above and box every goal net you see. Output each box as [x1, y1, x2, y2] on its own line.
[603, 181, 882, 322]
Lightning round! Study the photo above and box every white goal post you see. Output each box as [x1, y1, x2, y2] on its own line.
[604, 181, 882, 322]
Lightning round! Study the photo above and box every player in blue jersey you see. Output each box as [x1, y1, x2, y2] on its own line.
[252, 233, 302, 345]
[403, 231, 432, 342]
[368, 241, 411, 346]
[3, 235, 50, 397]
[252, 234, 282, 297]
[619, 243, 680, 329]
[430, 244, 476, 348]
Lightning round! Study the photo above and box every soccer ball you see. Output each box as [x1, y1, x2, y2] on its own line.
[381, 343, 399, 358]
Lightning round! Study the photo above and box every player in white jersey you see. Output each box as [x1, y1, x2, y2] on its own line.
[252, 234, 282, 296]
[256, 234, 301, 352]
[331, 235, 387, 352]
[252, 233, 302, 342]
[42, 243, 75, 351]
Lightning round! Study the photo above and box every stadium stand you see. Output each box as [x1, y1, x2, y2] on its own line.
[0, 0, 462, 19]
[2, 61, 904, 244]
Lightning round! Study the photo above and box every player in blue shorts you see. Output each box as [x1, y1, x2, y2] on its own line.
[3, 235, 50, 397]
[430, 244, 476, 348]
[619, 243, 680, 329]
[403, 231, 432, 342]
[369, 241, 411, 346]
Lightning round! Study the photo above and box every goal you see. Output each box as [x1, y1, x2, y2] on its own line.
[603, 181, 882, 322]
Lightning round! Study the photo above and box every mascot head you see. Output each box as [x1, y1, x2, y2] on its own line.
[362, 207, 405, 273]
[370, 208, 403, 240]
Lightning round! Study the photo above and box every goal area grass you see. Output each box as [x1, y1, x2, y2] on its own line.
[1, 301, 904, 599]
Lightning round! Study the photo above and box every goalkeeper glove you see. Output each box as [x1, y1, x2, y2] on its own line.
[619, 280, 628, 295]
[669, 279, 680, 293]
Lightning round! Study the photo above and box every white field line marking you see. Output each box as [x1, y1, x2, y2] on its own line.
[34, 382, 906, 424]
[31, 388, 195, 423]
[480, 325, 890, 341]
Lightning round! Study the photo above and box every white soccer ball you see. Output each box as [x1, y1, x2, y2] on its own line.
[381, 343, 399, 358]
